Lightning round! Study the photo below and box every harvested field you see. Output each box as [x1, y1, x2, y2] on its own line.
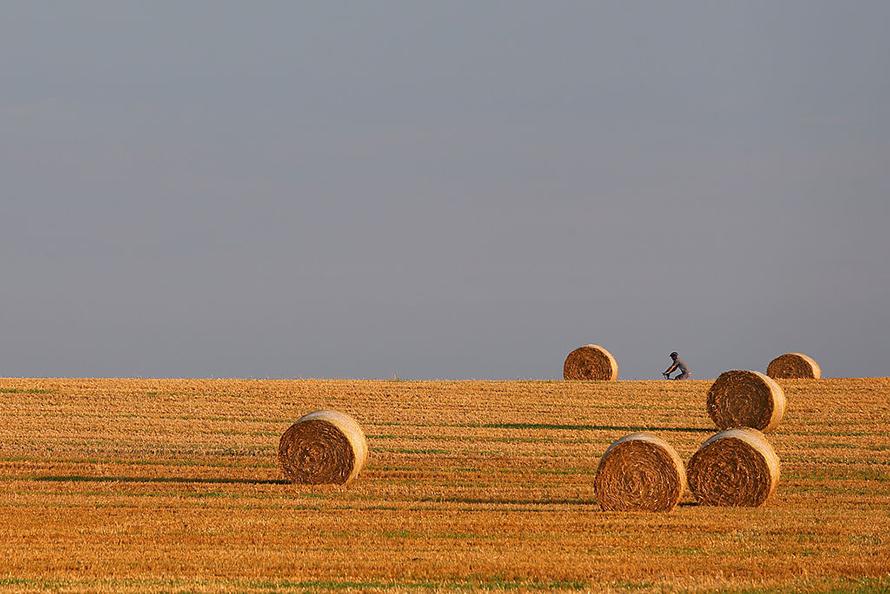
[0, 377, 888, 593]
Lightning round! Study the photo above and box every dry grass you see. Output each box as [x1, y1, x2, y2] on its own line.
[0, 377, 888, 593]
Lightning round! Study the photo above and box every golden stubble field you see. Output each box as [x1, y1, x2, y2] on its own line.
[0, 377, 887, 593]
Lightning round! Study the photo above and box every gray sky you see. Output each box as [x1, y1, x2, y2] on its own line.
[2, 1, 888, 379]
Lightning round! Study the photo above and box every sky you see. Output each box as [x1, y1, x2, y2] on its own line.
[1, 1, 888, 379]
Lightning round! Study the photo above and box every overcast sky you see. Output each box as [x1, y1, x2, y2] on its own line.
[1, 2, 888, 379]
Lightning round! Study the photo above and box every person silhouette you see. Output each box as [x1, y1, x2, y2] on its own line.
[663, 352, 690, 380]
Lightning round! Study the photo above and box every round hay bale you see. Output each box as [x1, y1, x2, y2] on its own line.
[767, 352, 822, 379]
[563, 344, 619, 380]
[278, 410, 368, 485]
[706, 370, 786, 432]
[593, 432, 687, 512]
[687, 428, 780, 507]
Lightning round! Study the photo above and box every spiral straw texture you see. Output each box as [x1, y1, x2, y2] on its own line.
[278, 410, 369, 485]
[563, 344, 619, 381]
[687, 428, 780, 507]
[767, 352, 822, 380]
[707, 370, 786, 432]
[593, 433, 687, 512]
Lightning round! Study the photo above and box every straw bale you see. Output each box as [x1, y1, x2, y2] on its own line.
[278, 410, 368, 485]
[707, 370, 786, 432]
[687, 428, 780, 507]
[563, 344, 619, 380]
[767, 353, 821, 379]
[593, 432, 686, 512]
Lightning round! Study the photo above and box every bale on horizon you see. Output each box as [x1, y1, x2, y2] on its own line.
[707, 370, 786, 432]
[687, 428, 780, 507]
[278, 410, 368, 485]
[593, 432, 686, 512]
[767, 352, 822, 379]
[563, 344, 619, 381]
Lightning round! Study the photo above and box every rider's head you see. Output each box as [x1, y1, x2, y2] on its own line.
[670, 351, 678, 360]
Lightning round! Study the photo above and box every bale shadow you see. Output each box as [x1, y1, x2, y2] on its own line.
[33, 475, 289, 486]
[417, 496, 599, 506]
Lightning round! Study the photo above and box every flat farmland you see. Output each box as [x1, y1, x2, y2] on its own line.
[0, 378, 887, 593]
